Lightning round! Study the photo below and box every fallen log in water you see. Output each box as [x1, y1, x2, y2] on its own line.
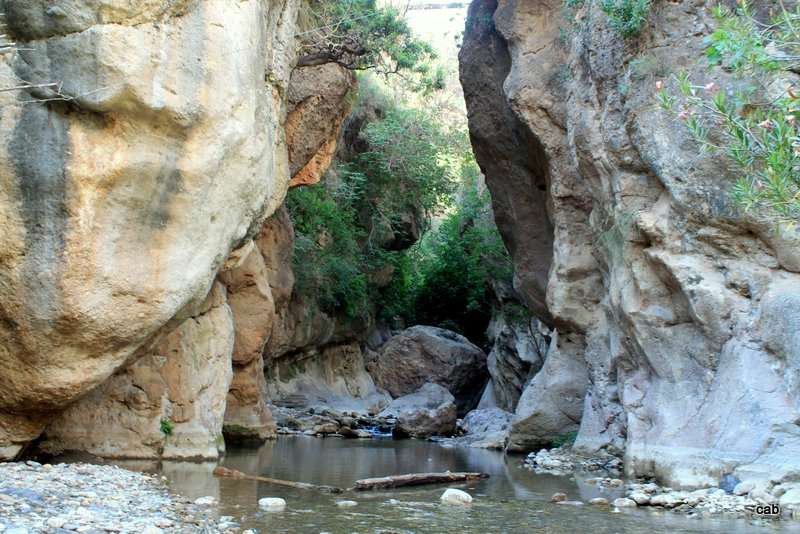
[213, 467, 345, 494]
[349, 472, 490, 491]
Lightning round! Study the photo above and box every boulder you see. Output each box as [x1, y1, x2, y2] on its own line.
[460, 408, 512, 435]
[366, 325, 488, 416]
[378, 383, 457, 438]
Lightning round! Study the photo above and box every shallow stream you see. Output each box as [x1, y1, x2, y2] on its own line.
[135, 437, 800, 534]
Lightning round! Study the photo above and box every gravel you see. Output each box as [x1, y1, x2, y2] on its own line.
[0, 461, 230, 533]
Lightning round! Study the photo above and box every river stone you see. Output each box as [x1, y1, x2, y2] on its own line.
[378, 383, 457, 438]
[733, 481, 756, 496]
[366, 325, 488, 416]
[258, 497, 286, 509]
[335, 500, 358, 508]
[719, 475, 741, 494]
[779, 487, 800, 508]
[613, 498, 637, 508]
[549, 493, 567, 503]
[194, 496, 216, 507]
[440, 488, 472, 505]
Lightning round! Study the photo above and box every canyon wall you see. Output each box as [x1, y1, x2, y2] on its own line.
[0, 0, 300, 459]
[32, 58, 357, 457]
[461, 0, 800, 487]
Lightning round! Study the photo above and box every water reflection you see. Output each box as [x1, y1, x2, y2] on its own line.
[147, 437, 798, 533]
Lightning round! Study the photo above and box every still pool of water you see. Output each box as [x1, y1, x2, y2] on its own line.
[140, 437, 799, 534]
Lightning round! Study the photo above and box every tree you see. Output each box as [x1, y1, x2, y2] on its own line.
[296, 0, 444, 92]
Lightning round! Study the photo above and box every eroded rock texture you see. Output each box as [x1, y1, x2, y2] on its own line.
[38, 282, 233, 459]
[461, 0, 800, 486]
[0, 0, 299, 458]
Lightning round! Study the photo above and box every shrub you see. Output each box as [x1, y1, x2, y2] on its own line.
[656, 2, 800, 228]
[160, 417, 174, 437]
[600, 0, 650, 37]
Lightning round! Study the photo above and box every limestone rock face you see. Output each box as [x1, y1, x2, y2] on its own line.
[266, 342, 391, 416]
[0, 0, 299, 457]
[379, 383, 458, 438]
[484, 313, 548, 412]
[38, 283, 234, 459]
[460, 0, 800, 486]
[366, 326, 489, 416]
[285, 63, 356, 187]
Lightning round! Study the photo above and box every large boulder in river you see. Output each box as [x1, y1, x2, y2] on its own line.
[366, 326, 488, 416]
[378, 383, 457, 438]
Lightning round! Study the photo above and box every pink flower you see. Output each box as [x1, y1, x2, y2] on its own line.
[787, 115, 796, 126]
[678, 110, 689, 120]
[755, 180, 764, 188]
[704, 82, 719, 95]
[655, 80, 663, 90]
[758, 119, 772, 128]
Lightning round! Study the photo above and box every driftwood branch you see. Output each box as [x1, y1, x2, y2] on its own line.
[214, 466, 490, 494]
[213, 467, 345, 494]
[349, 472, 490, 491]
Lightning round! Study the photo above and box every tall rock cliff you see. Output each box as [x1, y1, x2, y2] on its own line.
[33, 61, 358, 457]
[461, 0, 800, 487]
[0, 0, 299, 459]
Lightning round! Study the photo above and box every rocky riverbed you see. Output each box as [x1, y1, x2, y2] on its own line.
[0, 462, 235, 534]
[526, 447, 800, 521]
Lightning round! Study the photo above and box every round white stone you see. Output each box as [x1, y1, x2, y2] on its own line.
[194, 496, 216, 506]
[440, 488, 473, 505]
[335, 500, 358, 508]
[258, 497, 287, 509]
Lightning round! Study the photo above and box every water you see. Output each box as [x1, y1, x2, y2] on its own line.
[142, 437, 800, 534]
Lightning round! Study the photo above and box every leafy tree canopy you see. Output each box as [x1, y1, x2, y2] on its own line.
[297, 0, 445, 92]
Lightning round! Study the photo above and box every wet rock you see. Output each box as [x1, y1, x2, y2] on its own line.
[613, 498, 637, 508]
[549, 493, 567, 503]
[733, 481, 756, 496]
[440, 489, 472, 505]
[589, 498, 609, 505]
[194, 496, 217, 507]
[378, 383, 458, 439]
[258, 497, 286, 510]
[335, 500, 358, 508]
[719, 475, 741, 494]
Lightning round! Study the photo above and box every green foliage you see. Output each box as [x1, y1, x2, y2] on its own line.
[600, 0, 650, 37]
[656, 2, 800, 228]
[384, 170, 513, 346]
[160, 418, 174, 437]
[298, 0, 443, 92]
[287, 183, 370, 319]
[552, 430, 578, 448]
[287, 89, 461, 319]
